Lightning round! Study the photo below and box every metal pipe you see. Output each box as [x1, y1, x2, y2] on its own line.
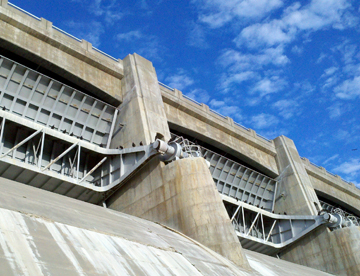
[1, 128, 43, 158]
[41, 142, 78, 171]
[247, 212, 260, 236]
[231, 205, 242, 222]
[78, 157, 107, 184]
[265, 220, 277, 242]
[106, 109, 118, 149]
[38, 132, 45, 168]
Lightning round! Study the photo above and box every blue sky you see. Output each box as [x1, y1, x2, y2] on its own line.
[9, 0, 360, 186]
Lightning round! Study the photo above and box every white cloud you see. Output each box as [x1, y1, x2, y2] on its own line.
[251, 76, 287, 97]
[249, 113, 279, 129]
[193, 0, 284, 28]
[334, 76, 360, 99]
[187, 23, 209, 48]
[235, 0, 355, 49]
[165, 70, 194, 91]
[219, 47, 289, 72]
[327, 103, 345, 119]
[217, 47, 289, 93]
[73, 0, 124, 25]
[316, 52, 327, 63]
[272, 99, 299, 119]
[334, 128, 360, 145]
[291, 45, 303, 54]
[116, 31, 143, 42]
[334, 158, 360, 177]
[324, 66, 338, 76]
[323, 154, 340, 165]
[219, 71, 255, 93]
[235, 20, 293, 48]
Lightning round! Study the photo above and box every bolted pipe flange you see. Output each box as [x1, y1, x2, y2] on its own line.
[323, 212, 342, 229]
[153, 139, 183, 162]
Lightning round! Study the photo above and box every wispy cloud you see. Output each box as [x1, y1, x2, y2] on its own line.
[322, 66, 339, 77]
[334, 75, 360, 99]
[72, 0, 124, 25]
[116, 30, 143, 42]
[334, 158, 360, 177]
[323, 154, 339, 165]
[249, 113, 279, 129]
[251, 76, 287, 97]
[219, 47, 289, 72]
[235, 0, 356, 49]
[165, 69, 194, 91]
[193, 0, 284, 28]
[187, 22, 209, 49]
[327, 103, 346, 119]
[272, 99, 299, 119]
[217, 47, 289, 93]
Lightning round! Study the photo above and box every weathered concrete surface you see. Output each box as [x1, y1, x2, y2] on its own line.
[112, 54, 170, 148]
[280, 225, 360, 275]
[108, 157, 251, 269]
[0, 2, 123, 105]
[244, 249, 332, 276]
[274, 136, 320, 216]
[161, 86, 279, 178]
[0, 177, 333, 275]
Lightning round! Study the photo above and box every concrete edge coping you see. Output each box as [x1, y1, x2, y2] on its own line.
[0, 4, 124, 78]
[160, 85, 277, 157]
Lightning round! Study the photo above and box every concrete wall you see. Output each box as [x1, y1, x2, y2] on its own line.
[302, 158, 360, 215]
[0, 2, 123, 105]
[280, 226, 360, 275]
[107, 157, 251, 270]
[161, 86, 279, 178]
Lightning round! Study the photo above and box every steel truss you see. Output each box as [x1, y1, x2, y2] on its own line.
[0, 55, 182, 204]
[222, 195, 331, 255]
[0, 112, 164, 204]
[170, 133, 278, 212]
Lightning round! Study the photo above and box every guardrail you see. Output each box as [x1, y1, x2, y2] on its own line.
[234, 122, 250, 131]
[92, 46, 119, 62]
[209, 108, 227, 119]
[158, 82, 175, 91]
[303, 157, 356, 188]
[8, 2, 120, 63]
[52, 25, 82, 42]
[8, 2, 41, 21]
[182, 94, 202, 106]
[256, 133, 272, 143]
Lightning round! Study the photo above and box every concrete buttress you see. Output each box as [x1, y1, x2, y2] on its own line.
[274, 135, 320, 215]
[280, 225, 360, 275]
[112, 53, 171, 149]
[107, 157, 251, 270]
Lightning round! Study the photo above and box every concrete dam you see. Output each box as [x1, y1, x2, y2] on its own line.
[0, 1, 359, 275]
